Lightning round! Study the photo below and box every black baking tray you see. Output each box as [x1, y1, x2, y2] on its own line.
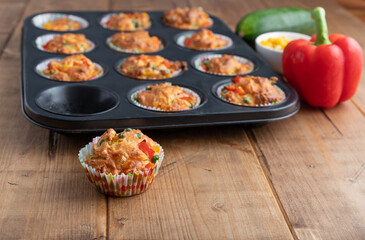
[21, 11, 300, 133]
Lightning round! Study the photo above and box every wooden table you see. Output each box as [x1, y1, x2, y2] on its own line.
[0, 0, 364, 239]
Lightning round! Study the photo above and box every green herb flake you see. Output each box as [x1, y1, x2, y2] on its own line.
[203, 59, 210, 67]
[126, 128, 132, 132]
[98, 139, 106, 147]
[222, 89, 228, 94]
[243, 97, 250, 104]
[132, 19, 140, 28]
[136, 133, 142, 139]
[151, 155, 159, 164]
[118, 132, 126, 138]
[190, 103, 194, 108]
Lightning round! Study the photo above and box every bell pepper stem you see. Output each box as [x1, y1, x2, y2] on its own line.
[312, 7, 332, 46]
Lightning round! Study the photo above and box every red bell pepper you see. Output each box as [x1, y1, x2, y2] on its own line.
[138, 140, 155, 159]
[282, 7, 362, 108]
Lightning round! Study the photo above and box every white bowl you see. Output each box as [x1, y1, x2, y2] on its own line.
[255, 31, 311, 73]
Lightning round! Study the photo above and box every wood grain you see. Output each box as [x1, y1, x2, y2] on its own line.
[0, 0, 109, 239]
[108, 127, 293, 239]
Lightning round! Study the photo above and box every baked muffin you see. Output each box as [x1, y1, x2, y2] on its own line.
[42, 54, 102, 82]
[120, 55, 187, 80]
[163, 7, 212, 29]
[79, 128, 164, 197]
[104, 12, 151, 31]
[184, 29, 228, 50]
[42, 33, 92, 54]
[200, 54, 253, 75]
[108, 31, 162, 53]
[134, 82, 199, 111]
[220, 75, 284, 106]
[42, 17, 82, 31]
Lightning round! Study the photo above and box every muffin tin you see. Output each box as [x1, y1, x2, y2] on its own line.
[21, 11, 300, 132]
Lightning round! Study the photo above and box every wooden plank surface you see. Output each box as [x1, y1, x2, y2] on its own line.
[0, 0, 110, 239]
[0, 0, 364, 239]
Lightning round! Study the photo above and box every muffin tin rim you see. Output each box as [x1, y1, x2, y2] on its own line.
[22, 11, 300, 131]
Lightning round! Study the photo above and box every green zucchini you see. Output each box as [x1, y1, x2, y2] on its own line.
[236, 8, 315, 46]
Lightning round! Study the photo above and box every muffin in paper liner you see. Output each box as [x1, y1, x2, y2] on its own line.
[32, 13, 89, 31]
[193, 54, 254, 76]
[35, 57, 104, 81]
[115, 57, 184, 80]
[176, 31, 233, 51]
[34, 34, 95, 54]
[99, 13, 152, 31]
[130, 84, 201, 112]
[106, 35, 164, 54]
[216, 80, 286, 107]
[79, 136, 164, 197]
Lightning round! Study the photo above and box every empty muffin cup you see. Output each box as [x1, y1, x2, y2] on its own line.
[36, 85, 119, 116]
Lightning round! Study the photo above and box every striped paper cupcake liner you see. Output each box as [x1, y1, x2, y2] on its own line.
[79, 137, 164, 197]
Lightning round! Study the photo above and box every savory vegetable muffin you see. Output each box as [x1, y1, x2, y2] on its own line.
[104, 12, 151, 31]
[135, 82, 199, 111]
[184, 29, 228, 50]
[42, 33, 92, 54]
[108, 31, 162, 53]
[79, 128, 164, 197]
[42, 54, 101, 81]
[220, 75, 284, 106]
[42, 17, 82, 31]
[120, 55, 187, 79]
[201, 54, 253, 75]
[163, 7, 212, 29]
